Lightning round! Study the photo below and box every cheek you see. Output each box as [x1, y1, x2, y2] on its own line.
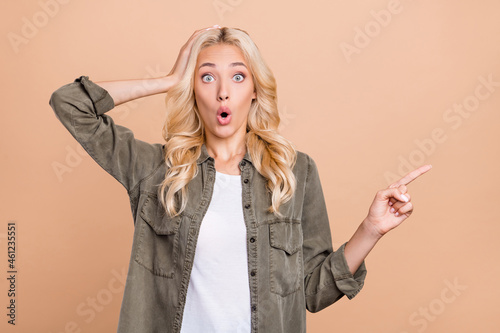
[241, 86, 256, 106]
[194, 88, 214, 124]
[243, 80, 256, 100]
[194, 85, 211, 108]
[234, 80, 253, 97]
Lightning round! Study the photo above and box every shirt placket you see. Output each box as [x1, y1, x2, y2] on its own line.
[239, 160, 259, 333]
[172, 159, 217, 332]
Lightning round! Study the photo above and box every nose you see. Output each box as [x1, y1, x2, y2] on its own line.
[217, 81, 229, 101]
[218, 92, 229, 101]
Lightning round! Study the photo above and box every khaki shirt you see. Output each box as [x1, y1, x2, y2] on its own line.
[49, 76, 367, 333]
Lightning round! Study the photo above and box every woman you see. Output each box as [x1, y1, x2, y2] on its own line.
[49, 25, 431, 333]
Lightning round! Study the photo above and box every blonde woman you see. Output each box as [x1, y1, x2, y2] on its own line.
[49, 25, 431, 333]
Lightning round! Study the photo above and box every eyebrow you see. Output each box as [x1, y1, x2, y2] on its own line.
[198, 62, 247, 70]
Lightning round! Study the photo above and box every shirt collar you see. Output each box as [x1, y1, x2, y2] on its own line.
[197, 142, 253, 165]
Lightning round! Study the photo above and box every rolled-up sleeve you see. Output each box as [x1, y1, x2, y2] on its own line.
[301, 154, 367, 313]
[49, 75, 164, 194]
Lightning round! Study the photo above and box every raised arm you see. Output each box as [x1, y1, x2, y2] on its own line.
[95, 76, 175, 107]
[48, 75, 164, 195]
[95, 25, 221, 106]
[48, 26, 221, 196]
[344, 164, 433, 274]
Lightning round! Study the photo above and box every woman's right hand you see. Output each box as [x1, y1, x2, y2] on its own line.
[95, 26, 221, 107]
[167, 25, 221, 85]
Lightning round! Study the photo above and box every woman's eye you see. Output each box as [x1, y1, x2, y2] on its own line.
[233, 74, 245, 82]
[202, 74, 214, 83]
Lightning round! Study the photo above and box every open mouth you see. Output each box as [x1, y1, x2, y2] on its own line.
[217, 106, 232, 125]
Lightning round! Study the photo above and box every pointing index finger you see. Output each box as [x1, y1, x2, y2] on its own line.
[389, 164, 432, 188]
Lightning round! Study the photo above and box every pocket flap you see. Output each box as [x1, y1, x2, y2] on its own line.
[269, 222, 303, 255]
[139, 195, 182, 235]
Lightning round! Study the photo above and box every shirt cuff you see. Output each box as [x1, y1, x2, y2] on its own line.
[75, 75, 115, 115]
[330, 242, 367, 300]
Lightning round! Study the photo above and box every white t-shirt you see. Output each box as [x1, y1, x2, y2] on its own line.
[180, 170, 251, 333]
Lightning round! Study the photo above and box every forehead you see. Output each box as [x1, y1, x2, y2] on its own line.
[196, 44, 247, 66]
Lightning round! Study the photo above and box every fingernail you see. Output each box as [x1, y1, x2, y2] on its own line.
[401, 194, 409, 202]
[395, 212, 400, 216]
[390, 207, 395, 213]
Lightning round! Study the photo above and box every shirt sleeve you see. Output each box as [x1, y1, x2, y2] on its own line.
[48, 75, 164, 195]
[301, 154, 367, 313]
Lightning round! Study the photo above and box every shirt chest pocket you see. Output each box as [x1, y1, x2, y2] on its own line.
[134, 195, 182, 279]
[269, 222, 303, 296]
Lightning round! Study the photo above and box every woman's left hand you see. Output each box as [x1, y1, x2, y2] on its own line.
[364, 164, 432, 238]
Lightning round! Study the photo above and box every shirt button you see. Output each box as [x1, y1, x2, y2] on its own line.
[250, 270, 256, 277]
[251, 305, 257, 312]
[241, 161, 247, 166]
[201, 200, 206, 206]
[245, 204, 250, 209]
[249, 237, 256, 243]
[243, 178, 249, 184]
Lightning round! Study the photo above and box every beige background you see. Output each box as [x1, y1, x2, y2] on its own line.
[2, 0, 499, 332]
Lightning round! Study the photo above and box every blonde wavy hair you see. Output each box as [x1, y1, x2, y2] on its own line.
[158, 27, 297, 217]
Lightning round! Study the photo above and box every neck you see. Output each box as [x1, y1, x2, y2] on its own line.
[205, 135, 246, 162]
[204, 122, 248, 160]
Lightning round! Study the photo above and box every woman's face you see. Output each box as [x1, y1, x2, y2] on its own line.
[194, 43, 256, 143]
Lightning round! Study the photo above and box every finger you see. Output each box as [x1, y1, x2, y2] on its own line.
[379, 187, 410, 204]
[195, 25, 221, 34]
[389, 184, 407, 192]
[388, 185, 408, 206]
[206, 24, 222, 30]
[180, 26, 221, 59]
[192, 25, 221, 39]
[183, 26, 220, 50]
[185, 25, 222, 51]
[394, 202, 413, 217]
[389, 192, 411, 211]
[389, 164, 432, 188]
[389, 191, 411, 209]
[169, 27, 221, 77]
